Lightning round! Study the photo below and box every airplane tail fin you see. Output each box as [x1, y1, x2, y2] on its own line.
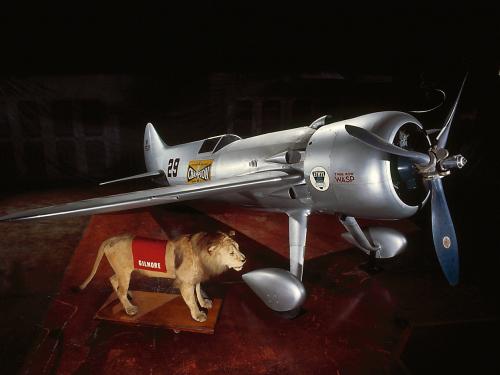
[144, 123, 168, 171]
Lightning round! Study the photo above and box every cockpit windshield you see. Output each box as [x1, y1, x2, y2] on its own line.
[213, 134, 241, 152]
[198, 134, 241, 154]
[198, 136, 222, 153]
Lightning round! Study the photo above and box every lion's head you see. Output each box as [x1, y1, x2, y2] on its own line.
[207, 231, 246, 271]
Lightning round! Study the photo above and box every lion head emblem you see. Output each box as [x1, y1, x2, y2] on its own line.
[207, 231, 246, 271]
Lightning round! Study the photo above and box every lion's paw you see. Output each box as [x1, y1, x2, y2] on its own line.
[125, 305, 138, 316]
[201, 298, 213, 309]
[193, 311, 207, 322]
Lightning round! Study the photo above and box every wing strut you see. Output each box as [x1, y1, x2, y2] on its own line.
[339, 215, 380, 254]
[340, 215, 409, 271]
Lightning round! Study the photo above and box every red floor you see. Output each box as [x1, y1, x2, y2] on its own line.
[7, 202, 500, 374]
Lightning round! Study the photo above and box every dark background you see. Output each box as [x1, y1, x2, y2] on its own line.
[0, 3, 498, 373]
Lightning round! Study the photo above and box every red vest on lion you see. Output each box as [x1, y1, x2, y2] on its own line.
[132, 237, 168, 272]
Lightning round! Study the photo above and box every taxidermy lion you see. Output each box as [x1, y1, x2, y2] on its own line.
[78, 231, 245, 322]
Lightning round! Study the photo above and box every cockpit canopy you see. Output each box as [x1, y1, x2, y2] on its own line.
[198, 134, 241, 154]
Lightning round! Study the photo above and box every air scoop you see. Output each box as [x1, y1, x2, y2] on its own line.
[242, 268, 307, 312]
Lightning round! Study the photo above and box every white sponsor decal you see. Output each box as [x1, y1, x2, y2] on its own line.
[310, 167, 329, 191]
[187, 160, 213, 184]
[138, 260, 161, 269]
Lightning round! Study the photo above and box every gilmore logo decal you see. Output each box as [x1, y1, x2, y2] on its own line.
[187, 160, 213, 184]
[132, 237, 168, 272]
[334, 172, 355, 183]
[137, 260, 161, 269]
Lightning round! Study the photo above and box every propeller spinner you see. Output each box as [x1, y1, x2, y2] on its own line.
[345, 74, 468, 285]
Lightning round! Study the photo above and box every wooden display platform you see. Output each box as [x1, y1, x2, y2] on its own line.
[95, 290, 223, 334]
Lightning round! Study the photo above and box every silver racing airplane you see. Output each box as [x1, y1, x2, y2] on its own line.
[0, 76, 468, 313]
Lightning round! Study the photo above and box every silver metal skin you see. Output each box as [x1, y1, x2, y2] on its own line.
[242, 268, 307, 312]
[304, 111, 430, 219]
[441, 155, 467, 170]
[145, 124, 314, 189]
[369, 227, 407, 258]
[344, 124, 431, 165]
[0, 171, 302, 221]
[99, 170, 163, 186]
[341, 223, 408, 259]
[339, 216, 381, 253]
[287, 210, 310, 280]
[309, 114, 334, 130]
[144, 123, 168, 172]
[204, 128, 314, 184]
[265, 150, 302, 165]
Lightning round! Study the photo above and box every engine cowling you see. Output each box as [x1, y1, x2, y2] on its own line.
[304, 111, 430, 219]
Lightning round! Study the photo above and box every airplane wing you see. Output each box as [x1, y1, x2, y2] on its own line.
[0, 171, 302, 222]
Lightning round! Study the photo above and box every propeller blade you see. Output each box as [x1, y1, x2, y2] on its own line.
[436, 73, 468, 149]
[430, 178, 459, 285]
[345, 125, 430, 165]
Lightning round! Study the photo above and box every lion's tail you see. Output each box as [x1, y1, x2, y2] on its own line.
[77, 240, 107, 291]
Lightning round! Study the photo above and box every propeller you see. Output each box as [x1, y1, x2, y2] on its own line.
[345, 74, 468, 285]
[430, 178, 459, 285]
[345, 125, 431, 165]
[436, 73, 468, 149]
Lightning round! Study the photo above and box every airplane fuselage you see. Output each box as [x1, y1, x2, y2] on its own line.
[145, 111, 431, 219]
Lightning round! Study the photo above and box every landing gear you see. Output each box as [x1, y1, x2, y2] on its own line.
[288, 209, 310, 280]
[339, 215, 407, 271]
[242, 209, 310, 313]
[358, 251, 383, 275]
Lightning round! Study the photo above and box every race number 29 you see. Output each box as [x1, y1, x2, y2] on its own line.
[167, 158, 180, 177]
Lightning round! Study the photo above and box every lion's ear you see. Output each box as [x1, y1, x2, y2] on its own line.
[207, 244, 217, 255]
[228, 230, 236, 237]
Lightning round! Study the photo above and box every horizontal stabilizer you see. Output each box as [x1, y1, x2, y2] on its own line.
[99, 170, 164, 186]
